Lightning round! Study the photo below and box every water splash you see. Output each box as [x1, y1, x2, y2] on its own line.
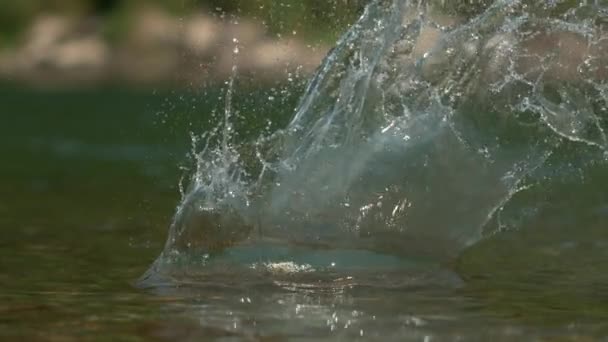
[140, 0, 608, 287]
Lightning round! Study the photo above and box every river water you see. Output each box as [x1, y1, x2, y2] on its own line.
[1, 84, 606, 341]
[3, 1, 608, 340]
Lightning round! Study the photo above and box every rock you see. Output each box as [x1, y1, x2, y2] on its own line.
[413, 26, 442, 60]
[486, 30, 608, 84]
[250, 40, 327, 75]
[222, 19, 265, 46]
[207, 19, 268, 78]
[15, 15, 73, 70]
[23, 16, 72, 56]
[1, 15, 111, 85]
[171, 203, 253, 255]
[48, 37, 109, 70]
[183, 15, 221, 55]
[131, 7, 181, 47]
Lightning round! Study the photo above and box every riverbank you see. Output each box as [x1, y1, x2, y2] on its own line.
[0, 8, 330, 88]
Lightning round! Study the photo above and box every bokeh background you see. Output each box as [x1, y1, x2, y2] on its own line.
[0, 0, 365, 87]
[0, 0, 583, 87]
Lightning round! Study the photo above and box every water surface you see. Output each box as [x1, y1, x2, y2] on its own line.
[2, 82, 608, 340]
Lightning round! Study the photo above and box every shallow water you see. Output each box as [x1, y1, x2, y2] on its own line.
[2, 83, 608, 341]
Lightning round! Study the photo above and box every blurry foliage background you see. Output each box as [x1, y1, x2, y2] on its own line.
[0, 0, 366, 47]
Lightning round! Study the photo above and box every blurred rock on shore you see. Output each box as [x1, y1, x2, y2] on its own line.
[0, 8, 329, 88]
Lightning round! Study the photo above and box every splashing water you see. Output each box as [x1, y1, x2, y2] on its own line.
[140, 0, 608, 287]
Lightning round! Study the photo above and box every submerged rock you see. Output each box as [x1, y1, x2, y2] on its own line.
[168, 194, 253, 255]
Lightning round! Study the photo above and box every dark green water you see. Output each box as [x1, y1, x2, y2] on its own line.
[2, 84, 608, 341]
